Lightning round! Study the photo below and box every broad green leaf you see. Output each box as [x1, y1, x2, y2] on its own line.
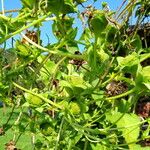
[97, 48, 109, 62]
[105, 25, 119, 43]
[90, 143, 109, 150]
[44, 60, 57, 73]
[106, 111, 140, 147]
[47, 0, 76, 14]
[89, 10, 108, 37]
[136, 66, 150, 90]
[75, 0, 87, 3]
[17, 45, 30, 56]
[117, 52, 139, 69]
[129, 144, 150, 150]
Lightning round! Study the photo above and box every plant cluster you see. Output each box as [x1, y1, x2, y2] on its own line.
[0, 0, 150, 149]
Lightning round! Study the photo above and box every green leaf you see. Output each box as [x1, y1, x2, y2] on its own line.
[136, 66, 150, 90]
[17, 45, 30, 56]
[91, 143, 109, 150]
[89, 10, 108, 37]
[105, 25, 119, 43]
[117, 52, 139, 69]
[106, 111, 140, 147]
[79, 28, 92, 44]
[47, 0, 76, 14]
[131, 35, 142, 50]
[97, 48, 109, 62]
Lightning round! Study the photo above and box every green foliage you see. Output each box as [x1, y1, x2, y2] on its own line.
[0, 0, 150, 149]
[89, 10, 108, 38]
[106, 111, 140, 149]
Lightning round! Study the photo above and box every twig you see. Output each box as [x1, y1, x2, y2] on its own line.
[114, 0, 127, 18]
[0, 9, 19, 14]
[20, 33, 85, 60]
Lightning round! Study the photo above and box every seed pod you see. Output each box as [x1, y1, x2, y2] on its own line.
[106, 80, 128, 97]
[22, 30, 38, 44]
[135, 96, 150, 118]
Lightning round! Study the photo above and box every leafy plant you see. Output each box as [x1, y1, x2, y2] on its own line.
[0, 0, 150, 149]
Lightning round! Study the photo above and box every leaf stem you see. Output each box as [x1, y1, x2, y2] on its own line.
[55, 117, 64, 150]
[1, 12, 52, 43]
[0, 9, 19, 14]
[12, 82, 62, 109]
[20, 33, 85, 60]
[3, 104, 15, 129]
[49, 56, 67, 90]
[106, 88, 136, 100]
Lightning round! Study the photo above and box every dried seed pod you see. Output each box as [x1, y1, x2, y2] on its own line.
[5, 140, 19, 150]
[141, 58, 150, 67]
[135, 96, 150, 118]
[22, 30, 38, 44]
[140, 138, 150, 147]
[52, 79, 59, 88]
[69, 51, 87, 70]
[106, 80, 128, 97]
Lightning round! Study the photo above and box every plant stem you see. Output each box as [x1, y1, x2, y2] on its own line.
[106, 88, 136, 100]
[12, 82, 62, 109]
[55, 117, 64, 150]
[1, 12, 52, 43]
[49, 57, 66, 90]
[20, 32, 85, 60]
[15, 123, 29, 145]
[0, 9, 19, 14]
[3, 104, 15, 129]
[94, 57, 115, 89]
[0, 13, 10, 21]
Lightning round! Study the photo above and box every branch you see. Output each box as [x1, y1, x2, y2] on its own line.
[0, 9, 19, 14]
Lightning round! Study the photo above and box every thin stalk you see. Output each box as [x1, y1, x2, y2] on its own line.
[11, 13, 31, 23]
[0, 14, 10, 21]
[0, 9, 19, 14]
[115, 0, 127, 18]
[83, 139, 88, 150]
[15, 123, 29, 145]
[116, 0, 136, 21]
[55, 117, 64, 150]
[116, 135, 150, 148]
[1, 12, 51, 43]
[101, 71, 121, 87]
[36, 53, 52, 72]
[3, 104, 16, 129]
[20, 33, 85, 60]
[94, 57, 115, 89]
[49, 57, 66, 90]
[106, 88, 136, 100]
[12, 82, 62, 109]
